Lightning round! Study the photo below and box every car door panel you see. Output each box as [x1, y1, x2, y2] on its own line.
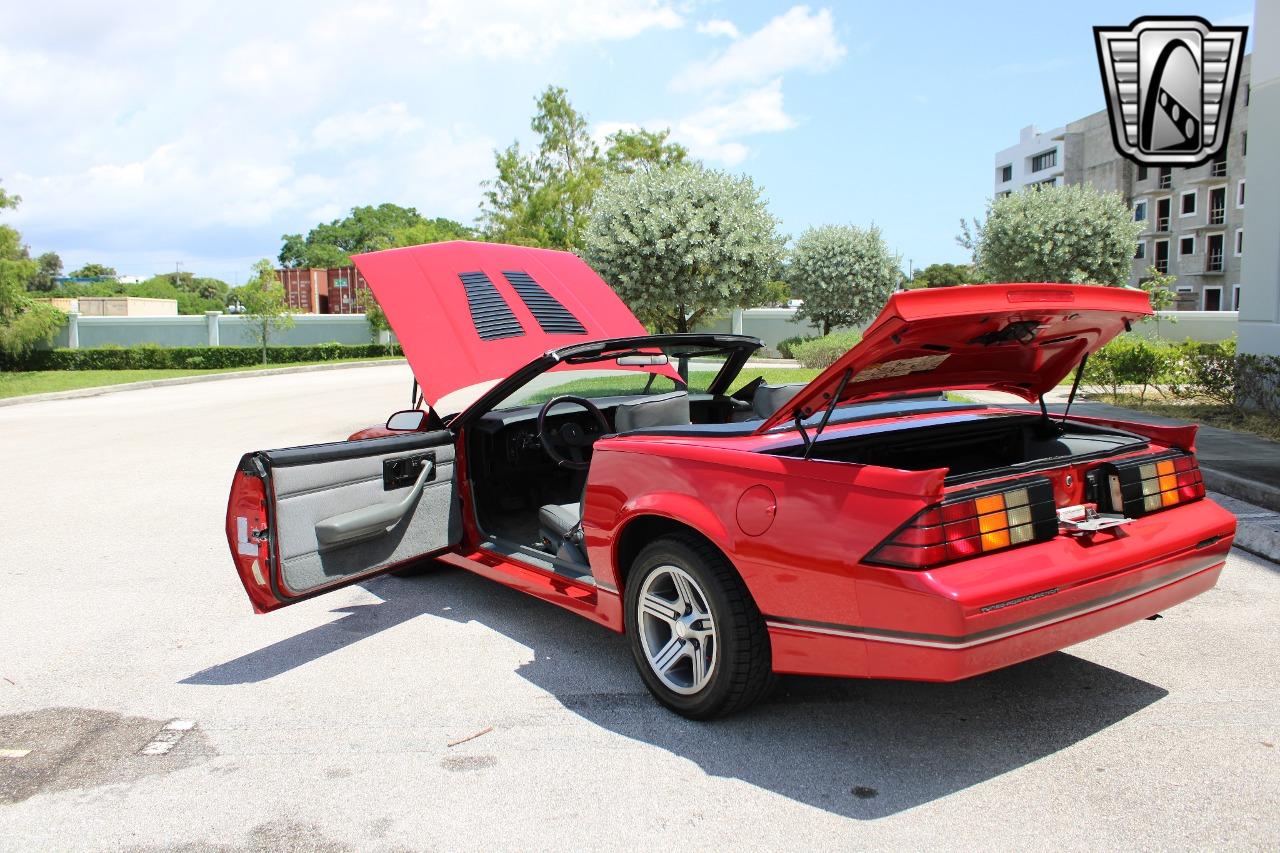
[227, 430, 460, 612]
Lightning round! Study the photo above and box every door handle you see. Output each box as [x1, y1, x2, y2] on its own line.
[315, 459, 435, 547]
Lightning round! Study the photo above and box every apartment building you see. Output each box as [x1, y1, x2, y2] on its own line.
[993, 56, 1251, 310]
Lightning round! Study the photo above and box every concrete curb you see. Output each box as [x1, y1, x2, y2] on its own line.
[1201, 468, 1280, 514]
[1207, 492, 1280, 564]
[0, 359, 408, 408]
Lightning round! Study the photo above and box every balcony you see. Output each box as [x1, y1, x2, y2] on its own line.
[1209, 207, 1226, 226]
[1155, 217, 1171, 232]
[1158, 174, 1173, 189]
[1205, 252, 1224, 273]
[1210, 160, 1227, 178]
[1155, 258, 1170, 274]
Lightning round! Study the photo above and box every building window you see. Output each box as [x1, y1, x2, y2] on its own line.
[1210, 153, 1227, 177]
[1137, 165, 1148, 181]
[999, 164, 1013, 183]
[1235, 229, 1244, 257]
[1180, 189, 1197, 217]
[1242, 132, 1247, 157]
[1158, 166, 1172, 188]
[1209, 186, 1226, 225]
[1203, 287, 1223, 311]
[1154, 239, 1170, 274]
[1135, 241, 1146, 260]
[1233, 285, 1242, 311]
[997, 190, 1012, 198]
[1245, 84, 1250, 106]
[1134, 200, 1147, 222]
[1206, 234, 1225, 272]
[1179, 236, 1196, 256]
[1237, 179, 1246, 208]
[1156, 197, 1171, 231]
[1031, 149, 1056, 172]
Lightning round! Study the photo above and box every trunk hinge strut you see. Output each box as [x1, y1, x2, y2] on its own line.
[801, 368, 853, 461]
[1060, 354, 1088, 425]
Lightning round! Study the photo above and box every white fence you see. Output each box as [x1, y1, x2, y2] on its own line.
[45, 307, 1236, 353]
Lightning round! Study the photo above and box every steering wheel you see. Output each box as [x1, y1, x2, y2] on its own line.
[537, 395, 610, 470]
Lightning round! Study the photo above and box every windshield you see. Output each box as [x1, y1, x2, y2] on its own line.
[490, 340, 750, 411]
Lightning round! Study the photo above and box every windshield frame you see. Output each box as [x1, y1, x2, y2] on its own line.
[450, 333, 761, 428]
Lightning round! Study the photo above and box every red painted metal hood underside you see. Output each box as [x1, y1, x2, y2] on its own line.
[755, 283, 1153, 433]
[353, 241, 648, 411]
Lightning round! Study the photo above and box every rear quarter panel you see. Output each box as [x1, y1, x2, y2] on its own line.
[582, 437, 945, 629]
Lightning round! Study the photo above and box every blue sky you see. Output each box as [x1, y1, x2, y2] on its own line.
[1, 1, 1254, 283]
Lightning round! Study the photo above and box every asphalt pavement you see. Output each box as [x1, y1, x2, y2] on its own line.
[0, 363, 1277, 851]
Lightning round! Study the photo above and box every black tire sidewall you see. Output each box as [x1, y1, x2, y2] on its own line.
[624, 537, 751, 718]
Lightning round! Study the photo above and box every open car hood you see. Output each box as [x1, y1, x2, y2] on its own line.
[755, 284, 1153, 434]
[353, 241, 650, 412]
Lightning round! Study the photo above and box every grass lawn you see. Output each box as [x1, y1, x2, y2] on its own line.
[0, 357, 405, 400]
[1106, 394, 1280, 442]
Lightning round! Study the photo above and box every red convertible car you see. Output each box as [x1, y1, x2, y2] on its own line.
[226, 241, 1236, 718]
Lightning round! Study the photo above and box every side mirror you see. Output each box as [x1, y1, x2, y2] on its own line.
[386, 409, 428, 431]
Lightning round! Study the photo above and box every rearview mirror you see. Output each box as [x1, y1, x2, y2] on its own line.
[616, 354, 669, 366]
[386, 409, 428, 431]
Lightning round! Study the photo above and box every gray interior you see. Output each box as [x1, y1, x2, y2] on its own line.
[270, 443, 460, 594]
[613, 390, 691, 432]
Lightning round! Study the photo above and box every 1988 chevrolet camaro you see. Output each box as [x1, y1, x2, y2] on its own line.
[226, 241, 1236, 718]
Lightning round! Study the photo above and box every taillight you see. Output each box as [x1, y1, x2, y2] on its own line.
[1100, 452, 1205, 516]
[866, 478, 1058, 569]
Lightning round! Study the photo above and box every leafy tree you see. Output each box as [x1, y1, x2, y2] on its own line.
[604, 127, 688, 175]
[787, 224, 901, 335]
[481, 86, 602, 250]
[583, 165, 785, 333]
[67, 262, 117, 279]
[279, 205, 469, 268]
[1137, 264, 1179, 335]
[909, 262, 977, 289]
[27, 252, 63, 292]
[1, 187, 63, 358]
[958, 184, 1143, 286]
[235, 260, 295, 364]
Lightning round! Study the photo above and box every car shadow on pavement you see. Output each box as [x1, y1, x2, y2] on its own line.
[183, 564, 1170, 819]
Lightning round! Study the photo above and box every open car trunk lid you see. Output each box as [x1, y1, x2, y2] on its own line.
[755, 283, 1153, 434]
[353, 241, 650, 413]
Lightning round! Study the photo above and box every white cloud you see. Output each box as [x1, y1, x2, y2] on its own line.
[419, 0, 683, 59]
[672, 5, 844, 92]
[673, 80, 795, 165]
[696, 19, 740, 40]
[312, 103, 425, 150]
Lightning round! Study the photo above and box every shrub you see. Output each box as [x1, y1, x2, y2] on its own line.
[1168, 338, 1237, 406]
[1236, 354, 1280, 418]
[776, 335, 815, 360]
[1, 343, 402, 372]
[791, 330, 862, 369]
[1083, 337, 1172, 403]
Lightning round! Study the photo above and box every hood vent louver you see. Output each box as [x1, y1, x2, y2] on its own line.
[459, 271, 525, 340]
[503, 270, 588, 335]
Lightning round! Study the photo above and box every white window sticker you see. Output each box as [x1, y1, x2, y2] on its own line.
[850, 354, 950, 383]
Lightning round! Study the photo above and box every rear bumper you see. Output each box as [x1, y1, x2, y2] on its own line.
[767, 500, 1235, 681]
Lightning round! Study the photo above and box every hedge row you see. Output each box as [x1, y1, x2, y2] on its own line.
[2, 342, 402, 372]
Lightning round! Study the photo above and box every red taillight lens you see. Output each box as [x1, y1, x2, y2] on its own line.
[1101, 452, 1205, 517]
[866, 478, 1058, 569]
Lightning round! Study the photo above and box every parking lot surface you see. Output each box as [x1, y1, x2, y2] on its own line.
[1, 364, 1277, 851]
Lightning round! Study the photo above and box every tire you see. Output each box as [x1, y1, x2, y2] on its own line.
[624, 534, 775, 719]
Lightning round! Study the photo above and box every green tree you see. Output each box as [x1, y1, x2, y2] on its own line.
[279, 205, 469, 268]
[28, 252, 63, 292]
[909, 262, 977, 289]
[583, 165, 785, 333]
[1, 187, 63, 358]
[787, 224, 901, 336]
[958, 184, 1143, 286]
[604, 127, 688, 174]
[235, 260, 295, 364]
[67, 262, 117, 279]
[481, 86, 603, 250]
